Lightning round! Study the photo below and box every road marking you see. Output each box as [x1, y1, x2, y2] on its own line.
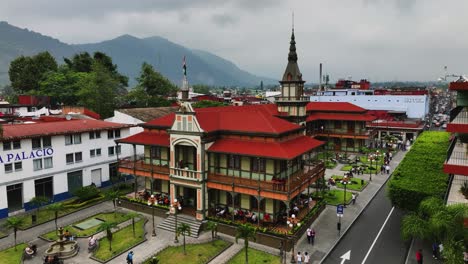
[361, 206, 395, 264]
[340, 250, 351, 264]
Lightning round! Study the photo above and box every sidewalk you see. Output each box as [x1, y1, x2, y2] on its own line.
[405, 239, 443, 264]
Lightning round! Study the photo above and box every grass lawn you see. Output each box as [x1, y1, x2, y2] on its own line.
[227, 248, 281, 264]
[0, 230, 8, 238]
[41, 212, 131, 240]
[93, 219, 145, 262]
[146, 239, 231, 264]
[0, 243, 27, 264]
[323, 190, 353, 206]
[340, 164, 378, 174]
[331, 176, 367, 191]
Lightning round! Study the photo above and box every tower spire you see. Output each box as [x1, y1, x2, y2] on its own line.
[181, 56, 189, 101]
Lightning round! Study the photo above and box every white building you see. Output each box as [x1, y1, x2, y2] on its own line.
[0, 119, 133, 218]
[310, 93, 430, 118]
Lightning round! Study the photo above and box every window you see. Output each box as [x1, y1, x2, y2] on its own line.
[13, 141, 21, 149]
[35, 177, 53, 199]
[44, 157, 53, 169]
[65, 134, 81, 145]
[108, 146, 115, 156]
[89, 131, 101, 139]
[107, 129, 121, 139]
[96, 148, 101, 156]
[14, 162, 22, 171]
[5, 163, 13, 173]
[228, 155, 241, 169]
[3, 141, 11, 150]
[252, 158, 266, 172]
[75, 152, 82, 162]
[150, 146, 161, 159]
[66, 154, 74, 164]
[32, 138, 42, 149]
[33, 159, 43, 171]
[334, 120, 342, 129]
[90, 149, 96, 157]
[43, 137, 52, 147]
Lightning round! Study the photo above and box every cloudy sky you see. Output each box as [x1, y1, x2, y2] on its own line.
[1, 0, 468, 82]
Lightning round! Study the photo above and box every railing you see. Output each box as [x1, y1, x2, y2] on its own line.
[446, 137, 457, 162]
[450, 106, 463, 122]
[310, 128, 370, 137]
[446, 151, 468, 166]
[119, 156, 170, 175]
[171, 167, 199, 180]
[208, 161, 325, 194]
[450, 107, 468, 124]
[275, 95, 309, 102]
[369, 120, 424, 128]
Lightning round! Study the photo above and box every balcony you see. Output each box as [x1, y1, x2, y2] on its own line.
[275, 95, 310, 102]
[444, 139, 468, 176]
[207, 161, 325, 200]
[310, 128, 372, 138]
[119, 155, 170, 179]
[368, 119, 424, 130]
[171, 167, 200, 181]
[447, 108, 468, 133]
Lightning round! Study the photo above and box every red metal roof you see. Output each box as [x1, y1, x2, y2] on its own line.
[307, 113, 376, 122]
[144, 104, 301, 134]
[306, 102, 366, 113]
[1, 119, 133, 140]
[207, 136, 324, 159]
[116, 132, 169, 146]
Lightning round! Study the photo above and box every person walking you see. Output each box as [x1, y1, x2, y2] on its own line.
[432, 242, 438, 259]
[306, 227, 312, 244]
[304, 252, 310, 264]
[352, 193, 356, 205]
[416, 249, 423, 264]
[310, 228, 316, 245]
[126, 251, 134, 264]
[296, 251, 302, 264]
[385, 165, 390, 174]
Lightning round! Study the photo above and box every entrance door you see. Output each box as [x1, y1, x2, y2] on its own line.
[183, 187, 197, 208]
[67, 170, 83, 194]
[91, 169, 102, 187]
[7, 183, 23, 212]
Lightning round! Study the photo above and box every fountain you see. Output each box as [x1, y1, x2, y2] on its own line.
[44, 227, 79, 259]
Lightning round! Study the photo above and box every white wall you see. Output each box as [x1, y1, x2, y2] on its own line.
[309, 95, 429, 118]
[105, 111, 144, 155]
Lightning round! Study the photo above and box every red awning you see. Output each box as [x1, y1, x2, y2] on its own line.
[116, 132, 169, 147]
[307, 113, 376, 122]
[207, 136, 324, 159]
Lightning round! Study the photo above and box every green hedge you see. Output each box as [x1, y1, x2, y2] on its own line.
[388, 131, 450, 211]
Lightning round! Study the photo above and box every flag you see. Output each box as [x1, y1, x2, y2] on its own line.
[183, 56, 187, 76]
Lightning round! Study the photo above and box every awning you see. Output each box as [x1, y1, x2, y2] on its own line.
[116, 132, 170, 147]
[307, 113, 376, 122]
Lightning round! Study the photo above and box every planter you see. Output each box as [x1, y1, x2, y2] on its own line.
[118, 198, 169, 218]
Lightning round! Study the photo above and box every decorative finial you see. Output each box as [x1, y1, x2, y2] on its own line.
[292, 11, 294, 32]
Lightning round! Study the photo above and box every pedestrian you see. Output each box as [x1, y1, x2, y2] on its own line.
[380, 165, 385, 175]
[416, 249, 423, 264]
[304, 252, 310, 264]
[126, 251, 134, 264]
[352, 193, 356, 205]
[389, 152, 393, 161]
[306, 227, 312, 244]
[432, 242, 438, 259]
[439, 243, 444, 258]
[385, 165, 390, 174]
[310, 228, 316, 245]
[297, 251, 302, 264]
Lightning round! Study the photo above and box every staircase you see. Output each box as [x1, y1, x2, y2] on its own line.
[158, 214, 201, 238]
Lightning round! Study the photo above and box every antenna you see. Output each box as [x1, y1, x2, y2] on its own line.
[292, 12, 294, 31]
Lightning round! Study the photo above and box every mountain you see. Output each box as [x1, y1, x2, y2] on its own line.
[0, 21, 276, 88]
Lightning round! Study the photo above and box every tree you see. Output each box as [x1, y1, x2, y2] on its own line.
[105, 189, 120, 212]
[176, 223, 192, 255]
[235, 224, 257, 264]
[192, 84, 211, 95]
[9, 52, 57, 92]
[3, 216, 25, 251]
[401, 197, 468, 261]
[64, 52, 93, 73]
[29, 196, 49, 223]
[97, 222, 117, 251]
[191, 100, 226, 108]
[136, 62, 177, 97]
[127, 212, 139, 237]
[47, 202, 65, 233]
[38, 66, 86, 105]
[205, 221, 218, 242]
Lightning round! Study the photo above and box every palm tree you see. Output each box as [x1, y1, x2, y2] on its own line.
[47, 202, 65, 234]
[205, 221, 218, 242]
[401, 197, 468, 260]
[105, 189, 120, 212]
[127, 212, 139, 237]
[3, 217, 25, 251]
[176, 223, 191, 255]
[235, 224, 257, 264]
[97, 222, 117, 251]
[29, 196, 49, 223]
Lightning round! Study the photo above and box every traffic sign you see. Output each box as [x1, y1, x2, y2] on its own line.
[337, 204, 344, 215]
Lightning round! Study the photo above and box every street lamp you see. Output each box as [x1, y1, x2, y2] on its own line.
[368, 153, 374, 182]
[147, 195, 157, 237]
[340, 179, 349, 208]
[286, 214, 301, 263]
[173, 199, 182, 243]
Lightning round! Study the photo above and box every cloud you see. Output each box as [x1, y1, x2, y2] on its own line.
[211, 14, 237, 27]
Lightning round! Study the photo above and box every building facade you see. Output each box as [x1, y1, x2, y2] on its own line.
[0, 119, 132, 218]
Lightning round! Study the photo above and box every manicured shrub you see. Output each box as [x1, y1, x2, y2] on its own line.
[73, 186, 101, 202]
[388, 131, 450, 211]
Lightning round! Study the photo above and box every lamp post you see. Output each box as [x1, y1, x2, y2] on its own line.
[147, 195, 157, 237]
[368, 153, 375, 182]
[340, 179, 349, 208]
[173, 199, 182, 243]
[286, 214, 301, 263]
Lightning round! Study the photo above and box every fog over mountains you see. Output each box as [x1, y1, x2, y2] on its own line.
[0, 21, 276, 87]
